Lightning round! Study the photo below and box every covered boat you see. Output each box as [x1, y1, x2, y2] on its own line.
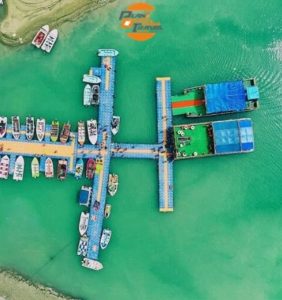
[57, 160, 67, 180]
[25, 117, 35, 140]
[11, 116, 21, 140]
[41, 29, 58, 53]
[0, 155, 10, 180]
[173, 118, 255, 160]
[86, 159, 95, 180]
[82, 258, 103, 271]
[104, 204, 112, 219]
[36, 118, 46, 142]
[100, 229, 112, 250]
[91, 85, 99, 105]
[108, 173, 118, 196]
[31, 25, 49, 48]
[77, 235, 88, 257]
[87, 119, 97, 145]
[31, 157, 40, 178]
[13, 156, 24, 181]
[50, 120, 59, 142]
[45, 157, 54, 178]
[79, 211, 89, 236]
[0, 117, 7, 138]
[111, 116, 120, 135]
[78, 186, 92, 206]
[60, 122, 71, 144]
[83, 84, 92, 106]
[75, 158, 84, 179]
[78, 121, 86, 146]
[171, 79, 259, 117]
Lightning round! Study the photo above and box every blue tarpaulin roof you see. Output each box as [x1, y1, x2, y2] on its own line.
[212, 119, 254, 154]
[205, 80, 247, 113]
[79, 188, 90, 206]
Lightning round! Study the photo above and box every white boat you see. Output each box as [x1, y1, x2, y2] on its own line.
[75, 158, 84, 179]
[108, 173, 118, 196]
[31, 157, 40, 178]
[0, 1, 4, 6]
[82, 258, 103, 271]
[78, 121, 86, 146]
[79, 211, 89, 236]
[0, 155, 9, 179]
[11, 116, 21, 140]
[36, 118, 45, 142]
[26, 117, 35, 140]
[0, 117, 7, 138]
[83, 84, 92, 106]
[98, 49, 119, 57]
[83, 74, 101, 84]
[45, 157, 54, 178]
[77, 235, 88, 257]
[100, 229, 112, 250]
[41, 29, 58, 53]
[111, 116, 120, 135]
[87, 119, 97, 145]
[13, 156, 24, 181]
[31, 25, 49, 48]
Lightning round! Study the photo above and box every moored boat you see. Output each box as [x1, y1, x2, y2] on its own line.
[60, 122, 71, 144]
[104, 204, 112, 219]
[50, 120, 59, 142]
[79, 211, 89, 236]
[82, 258, 103, 271]
[86, 159, 95, 180]
[31, 25, 49, 48]
[25, 117, 35, 140]
[111, 116, 120, 135]
[83, 84, 92, 106]
[91, 85, 99, 105]
[100, 229, 112, 250]
[36, 118, 46, 142]
[75, 158, 84, 179]
[83, 74, 101, 84]
[0, 117, 7, 138]
[41, 29, 58, 53]
[31, 157, 40, 178]
[78, 121, 86, 146]
[45, 157, 54, 178]
[11, 116, 21, 140]
[108, 173, 118, 196]
[0, 155, 9, 180]
[78, 186, 92, 206]
[77, 235, 88, 257]
[87, 119, 97, 145]
[13, 156, 24, 181]
[57, 160, 67, 180]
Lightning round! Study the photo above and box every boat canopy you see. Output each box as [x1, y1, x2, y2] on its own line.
[212, 119, 254, 154]
[205, 80, 246, 114]
[79, 188, 91, 206]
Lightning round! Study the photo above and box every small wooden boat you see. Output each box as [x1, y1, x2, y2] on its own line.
[108, 173, 118, 196]
[41, 29, 58, 53]
[31, 25, 49, 48]
[111, 116, 120, 135]
[0, 116, 7, 138]
[82, 258, 103, 271]
[100, 229, 112, 250]
[104, 204, 112, 219]
[45, 157, 54, 178]
[77, 235, 88, 257]
[13, 156, 24, 181]
[57, 160, 67, 180]
[60, 122, 71, 144]
[86, 159, 95, 180]
[75, 158, 84, 179]
[31, 157, 39, 178]
[0, 155, 9, 180]
[87, 119, 97, 145]
[79, 212, 89, 236]
[50, 120, 59, 142]
[25, 117, 35, 141]
[36, 118, 45, 142]
[83, 84, 92, 106]
[78, 121, 86, 146]
[11, 116, 21, 140]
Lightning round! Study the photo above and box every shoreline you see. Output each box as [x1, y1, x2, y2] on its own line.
[0, 0, 115, 47]
[0, 268, 79, 300]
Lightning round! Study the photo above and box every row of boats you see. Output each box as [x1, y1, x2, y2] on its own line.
[31, 25, 58, 53]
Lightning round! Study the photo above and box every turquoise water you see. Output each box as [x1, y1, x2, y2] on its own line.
[0, 0, 282, 299]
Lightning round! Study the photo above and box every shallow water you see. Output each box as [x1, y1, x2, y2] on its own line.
[0, 0, 282, 299]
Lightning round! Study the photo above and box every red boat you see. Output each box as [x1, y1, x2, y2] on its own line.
[86, 159, 96, 180]
[31, 25, 49, 48]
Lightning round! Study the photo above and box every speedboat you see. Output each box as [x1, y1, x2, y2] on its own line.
[0, 117, 7, 138]
[111, 116, 120, 135]
[78, 121, 85, 146]
[25, 117, 35, 140]
[0, 155, 10, 179]
[45, 157, 54, 178]
[31, 25, 49, 48]
[87, 119, 97, 145]
[79, 211, 89, 236]
[41, 29, 58, 53]
[77, 235, 88, 257]
[91, 85, 99, 105]
[13, 156, 24, 181]
[100, 229, 112, 250]
[86, 159, 95, 180]
[83, 84, 92, 106]
[75, 158, 84, 179]
[31, 157, 40, 178]
[36, 118, 45, 142]
[108, 173, 118, 196]
[11, 116, 21, 140]
[50, 120, 59, 142]
[104, 204, 112, 219]
[82, 258, 103, 271]
[60, 122, 71, 144]
[57, 160, 67, 180]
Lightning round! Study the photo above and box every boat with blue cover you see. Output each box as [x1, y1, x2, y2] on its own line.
[78, 186, 92, 207]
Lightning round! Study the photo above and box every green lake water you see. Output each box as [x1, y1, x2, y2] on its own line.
[0, 0, 282, 299]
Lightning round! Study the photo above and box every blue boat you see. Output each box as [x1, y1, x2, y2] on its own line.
[75, 158, 84, 179]
[78, 186, 92, 207]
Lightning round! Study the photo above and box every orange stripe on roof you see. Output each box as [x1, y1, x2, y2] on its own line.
[172, 100, 205, 109]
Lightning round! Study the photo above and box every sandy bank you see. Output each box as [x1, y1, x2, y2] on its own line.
[0, 0, 115, 46]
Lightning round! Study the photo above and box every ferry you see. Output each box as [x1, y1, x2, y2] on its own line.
[11, 116, 21, 140]
[0, 155, 10, 179]
[13, 156, 24, 181]
[36, 118, 45, 142]
[86, 158, 95, 180]
[82, 258, 103, 271]
[31, 157, 40, 178]
[50, 120, 59, 142]
[111, 116, 120, 135]
[75, 158, 84, 179]
[57, 160, 67, 180]
[77, 235, 88, 257]
[108, 173, 118, 196]
[41, 29, 58, 53]
[83, 84, 92, 106]
[91, 85, 99, 105]
[78, 121, 86, 146]
[31, 25, 49, 48]
[60, 122, 71, 144]
[79, 211, 89, 236]
[104, 204, 111, 219]
[0, 117, 7, 138]
[25, 117, 35, 140]
[100, 229, 112, 250]
[87, 119, 97, 145]
[83, 74, 101, 84]
[171, 79, 259, 117]
[78, 186, 92, 206]
[173, 118, 255, 160]
[45, 157, 54, 178]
